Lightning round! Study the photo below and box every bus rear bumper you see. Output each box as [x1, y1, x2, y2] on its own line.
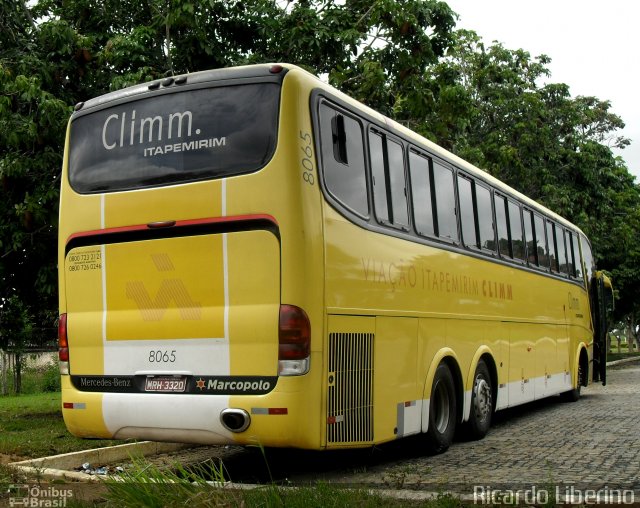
[61, 376, 320, 448]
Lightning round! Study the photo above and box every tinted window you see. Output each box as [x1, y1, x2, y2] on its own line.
[509, 201, 525, 260]
[557, 228, 570, 275]
[495, 195, 510, 257]
[319, 104, 368, 216]
[387, 139, 409, 228]
[369, 132, 388, 223]
[571, 232, 583, 279]
[534, 214, 548, 268]
[581, 235, 595, 282]
[69, 83, 281, 193]
[458, 176, 477, 248]
[547, 221, 559, 272]
[433, 162, 457, 242]
[409, 152, 435, 236]
[476, 184, 495, 251]
[523, 209, 536, 265]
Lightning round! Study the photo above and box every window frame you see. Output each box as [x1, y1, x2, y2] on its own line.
[317, 100, 370, 219]
[311, 89, 588, 291]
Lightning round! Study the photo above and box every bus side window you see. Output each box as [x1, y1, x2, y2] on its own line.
[458, 175, 477, 248]
[476, 183, 495, 252]
[369, 131, 389, 223]
[495, 194, 511, 258]
[408, 151, 435, 237]
[570, 232, 583, 279]
[534, 213, 549, 269]
[318, 103, 368, 217]
[581, 235, 595, 283]
[508, 200, 525, 261]
[557, 227, 570, 275]
[546, 220, 559, 272]
[523, 209, 537, 266]
[387, 139, 409, 229]
[369, 131, 409, 229]
[432, 162, 458, 242]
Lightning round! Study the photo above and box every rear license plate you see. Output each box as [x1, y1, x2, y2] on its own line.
[144, 376, 187, 393]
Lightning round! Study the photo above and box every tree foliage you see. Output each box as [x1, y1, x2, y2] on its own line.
[417, 30, 640, 319]
[0, 0, 639, 351]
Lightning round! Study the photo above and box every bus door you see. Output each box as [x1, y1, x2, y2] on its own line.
[590, 272, 613, 385]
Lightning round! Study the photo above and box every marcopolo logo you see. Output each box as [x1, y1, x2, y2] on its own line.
[194, 376, 277, 395]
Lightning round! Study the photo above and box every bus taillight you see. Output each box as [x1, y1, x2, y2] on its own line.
[58, 313, 69, 373]
[278, 304, 310, 376]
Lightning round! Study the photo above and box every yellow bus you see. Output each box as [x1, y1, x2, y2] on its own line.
[58, 63, 610, 453]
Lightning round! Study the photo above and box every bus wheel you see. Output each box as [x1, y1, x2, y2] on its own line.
[424, 363, 457, 454]
[463, 359, 493, 439]
[561, 362, 583, 402]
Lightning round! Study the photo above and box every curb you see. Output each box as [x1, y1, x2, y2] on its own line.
[8, 441, 191, 482]
[606, 356, 640, 367]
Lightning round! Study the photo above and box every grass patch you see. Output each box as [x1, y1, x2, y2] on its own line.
[607, 351, 640, 362]
[0, 392, 114, 458]
[99, 458, 460, 508]
[3, 359, 61, 395]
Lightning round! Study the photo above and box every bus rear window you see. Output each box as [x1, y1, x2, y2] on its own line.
[68, 83, 280, 193]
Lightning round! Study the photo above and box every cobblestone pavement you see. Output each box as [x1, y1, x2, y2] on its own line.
[211, 362, 640, 494]
[326, 362, 640, 493]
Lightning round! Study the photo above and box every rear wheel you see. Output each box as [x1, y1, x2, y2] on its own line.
[424, 363, 457, 454]
[561, 361, 583, 402]
[463, 359, 493, 439]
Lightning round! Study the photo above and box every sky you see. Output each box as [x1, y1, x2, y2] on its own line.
[445, 0, 640, 181]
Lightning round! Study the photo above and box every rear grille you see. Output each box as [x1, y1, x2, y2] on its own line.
[327, 332, 374, 444]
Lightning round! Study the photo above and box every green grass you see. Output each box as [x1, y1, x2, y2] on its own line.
[607, 351, 640, 362]
[0, 392, 114, 458]
[3, 361, 61, 395]
[0, 374, 462, 507]
[99, 458, 460, 508]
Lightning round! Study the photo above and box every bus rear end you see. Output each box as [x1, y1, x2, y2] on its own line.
[58, 65, 324, 448]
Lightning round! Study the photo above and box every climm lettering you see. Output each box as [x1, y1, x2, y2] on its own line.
[101, 110, 195, 150]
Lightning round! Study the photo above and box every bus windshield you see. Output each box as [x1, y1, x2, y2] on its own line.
[68, 82, 281, 193]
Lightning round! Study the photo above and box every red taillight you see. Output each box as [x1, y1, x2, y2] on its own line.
[58, 313, 69, 362]
[278, 305, 310, 360]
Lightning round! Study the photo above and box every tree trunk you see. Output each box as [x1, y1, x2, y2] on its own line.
[14, 352, 21, 394]
[0, 350, 7, 395]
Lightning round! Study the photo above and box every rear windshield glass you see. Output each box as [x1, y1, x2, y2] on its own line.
[69, 83, 280, 193]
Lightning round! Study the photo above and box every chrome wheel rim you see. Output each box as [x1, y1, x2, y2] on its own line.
[473, 376, 492, 422]
[433, 379, 451, 433]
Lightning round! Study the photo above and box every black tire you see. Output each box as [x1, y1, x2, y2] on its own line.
[463, 359, 493, 440]
[424, 363, 457, 454]
[561, 362, 583, 402]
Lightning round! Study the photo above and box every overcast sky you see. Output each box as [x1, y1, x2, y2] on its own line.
[446, 0, 639, 181]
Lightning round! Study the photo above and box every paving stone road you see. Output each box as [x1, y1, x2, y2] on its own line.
[210, 362, 640, 496]
[309, 362, 640, 494]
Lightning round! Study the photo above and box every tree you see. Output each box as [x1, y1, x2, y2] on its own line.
[0, 0, 456, 360]
[1, 0, 639, 358]
[418, 30, 640, 321]
[0, 2, 74, 370]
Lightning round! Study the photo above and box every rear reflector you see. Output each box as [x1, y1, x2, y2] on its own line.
[58, 314, 68, 348]
[58, 313, 69, 363]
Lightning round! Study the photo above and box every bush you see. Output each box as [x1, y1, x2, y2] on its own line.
[2, 356, 60, 395]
